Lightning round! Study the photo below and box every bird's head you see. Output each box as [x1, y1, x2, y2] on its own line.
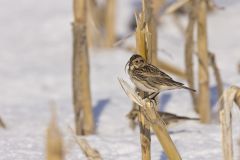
[125, 54, 145, 72]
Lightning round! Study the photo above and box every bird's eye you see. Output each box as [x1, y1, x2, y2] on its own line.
[135, 60, 138, 63]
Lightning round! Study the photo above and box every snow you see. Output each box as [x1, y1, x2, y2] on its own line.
[0, 0, 240, 159]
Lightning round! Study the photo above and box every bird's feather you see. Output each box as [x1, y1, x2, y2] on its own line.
[138, 64, 173, 79]
[127, 54, 196, 93]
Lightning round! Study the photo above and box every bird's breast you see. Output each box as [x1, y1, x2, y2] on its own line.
[131, 77, 156, 93]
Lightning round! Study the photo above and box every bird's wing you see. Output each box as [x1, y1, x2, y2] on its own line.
[133, 70, 149, 81]
[141, 64, 173, 79]
[148, 76, 184, 87]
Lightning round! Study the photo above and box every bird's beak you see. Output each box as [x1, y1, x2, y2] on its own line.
[125, 60, 130, 73]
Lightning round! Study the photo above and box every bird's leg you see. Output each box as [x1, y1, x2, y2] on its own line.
[143, 92, 159, 100]
[149, 92, 159, 99]
[143, 93, 150, 99]
[147, 92, 155, 98]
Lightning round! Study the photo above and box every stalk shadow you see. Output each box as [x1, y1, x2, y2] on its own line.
[93, 98, 110, 125]
[159, 152, 167, 160]
[159, 93, 172, 111]
[210, 85, 221, 109]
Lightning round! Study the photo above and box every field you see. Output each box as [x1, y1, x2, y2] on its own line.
[0, 0, 240, 159]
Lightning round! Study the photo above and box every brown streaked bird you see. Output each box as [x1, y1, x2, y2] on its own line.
[126, 54, 196, 97]
[127, 108, 199, 128]
[157, 112, 199, 126]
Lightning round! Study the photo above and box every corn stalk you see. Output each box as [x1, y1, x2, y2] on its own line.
[72, 0, 94, 135]
[165, 0, 191, 14]
[119, 79, 182, 160]
[209, 52, 223, 101]
[46, 108, 64, 160]
[134, 0, 158, 159]
[152, 0, 165, 16]
[87, 0, 100, 46]
[75, 137, 102, 160]
[197, 0, 210, 123]
[185, 0, 197, 107]
[219, 86, 240, 160]
[104, 0, 116, 47]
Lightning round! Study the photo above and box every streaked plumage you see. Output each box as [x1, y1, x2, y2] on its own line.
[127, 108, 199, 127]
[157, 112, 199, 126]
[126, 54, 196, 95]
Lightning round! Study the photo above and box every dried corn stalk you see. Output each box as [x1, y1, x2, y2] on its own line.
[87, 0, 101, 46]
[209, 52, 223, 100]
[134, 0, 157, 159]
[135, 10, 151, 160]
[119, 78, 182, 160]
[197, 0, 210, 123]
[46, 109, 64, 160]
[152, 0, 165, 16]
[73, 0, 95, 135]
[164, 0, 190, 14]
[185, 0, 197, 107]
[219, 86, 240, 160]
[75, 137, 102, 160]
[104, 0, 116, 47]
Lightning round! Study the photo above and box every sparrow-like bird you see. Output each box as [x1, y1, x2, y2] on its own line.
[127, 108, 199, 128]
[157, 112, 199, 126]
[126, 54, 196, 97]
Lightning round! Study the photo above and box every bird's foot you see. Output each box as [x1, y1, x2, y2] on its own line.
[149, 92, 159, 99]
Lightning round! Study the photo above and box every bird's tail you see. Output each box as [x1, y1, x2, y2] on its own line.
[177, 116, 199, 121]
[158, 111, 199, 123]
[181, 86, 196, 92]
[171, 80, 196, 92]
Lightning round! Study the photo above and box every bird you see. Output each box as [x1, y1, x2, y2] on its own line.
[157, 112, 199, 126]
[126, 54, 196, 98]
[126, 108, 199, 128]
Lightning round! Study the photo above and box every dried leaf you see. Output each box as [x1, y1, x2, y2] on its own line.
[164, 0, 190, 14]
[75, 137, 102, 160]
[219, 86, 240, 160]
[118, 78, 144, 106]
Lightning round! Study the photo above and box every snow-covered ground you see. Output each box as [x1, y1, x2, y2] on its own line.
[0, 0, 240, 159]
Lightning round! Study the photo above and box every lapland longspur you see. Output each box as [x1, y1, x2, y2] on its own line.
[126, 54, 196, 97]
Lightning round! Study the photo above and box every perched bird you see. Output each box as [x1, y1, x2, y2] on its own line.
[126, 54, 195, 97]
[157, 112, 199, 126]
[127, 108, 199, 128]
